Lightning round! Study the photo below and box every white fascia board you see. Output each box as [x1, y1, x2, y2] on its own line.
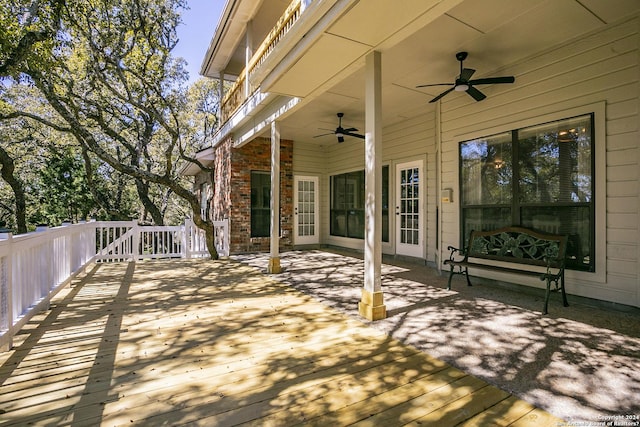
[233, 95, 301, 148]
[211, 88, 273, 147]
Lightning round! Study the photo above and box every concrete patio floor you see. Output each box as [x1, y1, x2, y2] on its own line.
[0, 257, 570, 426]
[234, 249, 640, 425]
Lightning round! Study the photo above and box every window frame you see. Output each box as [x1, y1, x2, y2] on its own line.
[330, 166, 389, 242]
[250, 170, 271, 238]
[455, 103, 606, 279]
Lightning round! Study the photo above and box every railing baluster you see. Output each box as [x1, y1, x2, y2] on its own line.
[1, 218, 231, 351]
[220, 0, 302, 122]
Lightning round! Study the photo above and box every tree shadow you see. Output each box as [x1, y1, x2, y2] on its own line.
[0, 253, 636, 425]
[234, 250, 640, 423]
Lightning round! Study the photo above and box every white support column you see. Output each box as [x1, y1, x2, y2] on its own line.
[268, 120, 281, 273]
[435, 99, 443, 272]
[244, 20, 253, 98]
[359, 50, 385, 321]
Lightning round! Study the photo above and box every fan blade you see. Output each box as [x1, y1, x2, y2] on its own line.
[416, 83, 453, 88]
[467, 86, 486, 102]
[469, 76, 515, 85]
[459, 68, 475, 81]
[343, 127, 358, 132]
[344, 131, 365, 139]
[429, 86, 455, 103]
[313, 132, 334, 138]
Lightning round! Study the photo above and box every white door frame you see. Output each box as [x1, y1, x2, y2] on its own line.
[293, 175, 319, 245]
[395, 160, 424, 258]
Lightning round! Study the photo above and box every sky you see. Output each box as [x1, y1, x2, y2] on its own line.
[174, 0, 225, 83]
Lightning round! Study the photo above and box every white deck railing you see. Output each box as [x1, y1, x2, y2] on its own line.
[0, 219, 229, 351]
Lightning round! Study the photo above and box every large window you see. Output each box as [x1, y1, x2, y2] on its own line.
[251, 171, 270, 237]
[330, 166, 389, 241]
[460, 114, 594, 271]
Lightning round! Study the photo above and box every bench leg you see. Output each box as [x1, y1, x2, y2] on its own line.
[447, 266, 454, 290]
[543, 279, 551, 315]
[447, 265, 472, 290]
[560, 275, 569, 307]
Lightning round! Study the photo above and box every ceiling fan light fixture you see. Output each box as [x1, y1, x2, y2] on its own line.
[313, 113, 364, 142]
[418, 52, 515, 103]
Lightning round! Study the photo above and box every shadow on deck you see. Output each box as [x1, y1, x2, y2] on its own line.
[0, 253, 632, 425]
[234, 249, 640, 424]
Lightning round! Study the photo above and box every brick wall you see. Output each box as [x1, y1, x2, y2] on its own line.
[212, 136, 293, 254]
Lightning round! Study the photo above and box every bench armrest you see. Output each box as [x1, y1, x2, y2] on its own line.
[446, 245, 466, 262]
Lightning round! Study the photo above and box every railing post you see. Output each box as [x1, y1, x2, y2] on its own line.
[89, 218, 97, 262]
[35, 225, 52, 311]
[132, 221, 140, 262]
[183, 220, 191, 259]
[0, 229, 14, 351]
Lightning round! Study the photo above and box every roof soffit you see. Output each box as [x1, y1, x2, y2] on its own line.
[202, 0, 291, 78]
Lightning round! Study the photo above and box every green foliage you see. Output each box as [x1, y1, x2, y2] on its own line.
[0, 0, 221, 257]
[32, 146, 91, 224]
[0, 0, 64, 78]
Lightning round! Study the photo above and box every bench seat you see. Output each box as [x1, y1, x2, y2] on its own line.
[444, 226, 569, 314]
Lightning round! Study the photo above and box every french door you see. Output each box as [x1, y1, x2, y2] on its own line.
[395, 160, 424, 258]
[294, 176, 319, 245]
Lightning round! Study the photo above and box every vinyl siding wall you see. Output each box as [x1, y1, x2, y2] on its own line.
[291, 15, 638, 307]
[293, 114, 436, 261]
[438, 16, 639, 307]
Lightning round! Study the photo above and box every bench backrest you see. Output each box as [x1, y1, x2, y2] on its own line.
[466, 226, 568, 268]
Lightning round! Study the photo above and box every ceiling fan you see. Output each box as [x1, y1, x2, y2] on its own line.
[313, 112, 364, 143]
[417, 52, 515, 103]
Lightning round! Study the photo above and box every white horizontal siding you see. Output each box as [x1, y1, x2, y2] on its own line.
[289, 16, 639, 306]
[292, 140, 328, 246]
[439, 16, 640, 307]
[293, 141, 327, 174]
[301, 112, 436, 258]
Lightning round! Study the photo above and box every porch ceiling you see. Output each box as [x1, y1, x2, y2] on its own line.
[258, 0, 639, 144]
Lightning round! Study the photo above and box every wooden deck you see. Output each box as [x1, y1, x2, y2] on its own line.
[0, 259, 564, 426]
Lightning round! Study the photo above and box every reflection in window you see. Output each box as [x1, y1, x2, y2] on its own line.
[251, 171, 270, 237]
[330, 166, 389, 241]
[460, 114, 594, 271]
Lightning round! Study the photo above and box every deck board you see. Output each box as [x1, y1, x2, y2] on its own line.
[0, 259, 564, 426]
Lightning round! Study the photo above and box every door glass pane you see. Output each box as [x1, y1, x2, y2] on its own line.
[399, 167, 419, 245]
[297, 179, 316, 237]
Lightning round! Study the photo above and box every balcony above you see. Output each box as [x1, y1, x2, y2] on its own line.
[207, 0, 640, 146]
[208, 0, 306, 125]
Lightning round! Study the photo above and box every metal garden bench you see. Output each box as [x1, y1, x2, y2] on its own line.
[444, 226, 569, 314]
